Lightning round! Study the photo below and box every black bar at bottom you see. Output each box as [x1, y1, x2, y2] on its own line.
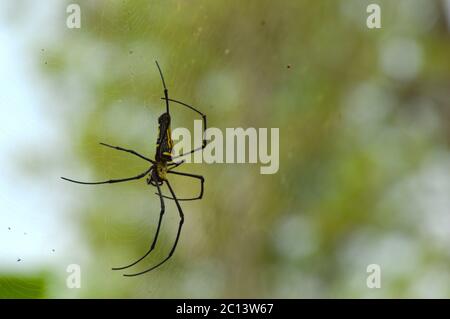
[0, 299, 444, 317]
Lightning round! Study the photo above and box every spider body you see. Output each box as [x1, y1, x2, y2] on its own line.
[61, 61, 208, 276]
[155, 112, 173, 162]
[154, 161, 169, 182]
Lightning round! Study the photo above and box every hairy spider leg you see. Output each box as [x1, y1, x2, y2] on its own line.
[160, 98, 208, 160]
[61, 168, 152, 185]
[112, 169, 167, 271]
[154, 170, 204, 201]
[124, 179, 184, 276]
[99, 142, 155, 164]
[61, 61, 206, 276]
[155, 60, 170, 114]
[167, 160, 185, 169]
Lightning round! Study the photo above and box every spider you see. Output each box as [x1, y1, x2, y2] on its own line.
[61, 61, 207, 276]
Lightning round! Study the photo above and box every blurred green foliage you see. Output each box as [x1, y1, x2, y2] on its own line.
[4, 0, 450, 298]
[0, 275, 46, 298]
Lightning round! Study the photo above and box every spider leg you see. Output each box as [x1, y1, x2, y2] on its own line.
[61, 167, 152, 185]
[99, 142, 155, 164]
[167, 160, 185, 170]
[112, 174, 165, 271]
[124, 179, 184, 276]
[155, 60, 170, 114]
[154, 170, 204, 201]
[160, 98, 208, 160]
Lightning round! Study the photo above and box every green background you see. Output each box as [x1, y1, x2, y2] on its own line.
[1, 0, 450, 298]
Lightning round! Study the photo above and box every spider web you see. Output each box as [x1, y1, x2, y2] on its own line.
[35, 0, 227, 298]
[3, 0, 450, 299]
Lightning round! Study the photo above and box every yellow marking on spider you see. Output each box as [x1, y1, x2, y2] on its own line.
[156, 162, 168, 180]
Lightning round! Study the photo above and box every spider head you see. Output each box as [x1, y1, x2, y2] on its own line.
[147, 168, 164, 186]
[155, 162, 168, 181]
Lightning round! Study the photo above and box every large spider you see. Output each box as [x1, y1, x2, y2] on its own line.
[61, 61, 207, 276]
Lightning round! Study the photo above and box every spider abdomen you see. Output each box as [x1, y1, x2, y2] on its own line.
[155, 112, 173, 162]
